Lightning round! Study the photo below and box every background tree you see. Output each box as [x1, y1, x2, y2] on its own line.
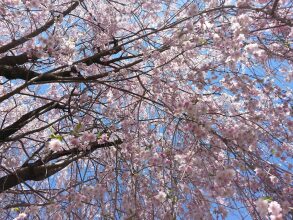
[0, 0, 292, 219]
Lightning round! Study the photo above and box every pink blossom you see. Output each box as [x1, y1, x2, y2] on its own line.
[187, 4, 197, 16]
[3, 157, 19, 168]
[215, 168, 236, 185]
[82, 132, 96, 142]
[70, 137, 80, 146]
[48, 139, 63, 152]
[270, 214, 283, 220]
[270, 175, 279, 184]
[268, 201, 282, 216]
[257, 0, 268, 3]
[98, 133, 109, 144]
[0, 0, 292, 218]
[255, 168, 263, 177]
[13, 213, 27, 220]
[255, 198, 268, 217]
[155, 191, 167, 203]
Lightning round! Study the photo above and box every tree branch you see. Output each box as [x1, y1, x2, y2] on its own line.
[0, 65, 40, 80]
[0, 102, 66, 141]
[0, 139, 122, 193]
[0, 1, 82, 54]
[0, 53, 37, 66]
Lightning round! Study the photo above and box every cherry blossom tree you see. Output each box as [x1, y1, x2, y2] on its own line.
[0, 0, 292, 219]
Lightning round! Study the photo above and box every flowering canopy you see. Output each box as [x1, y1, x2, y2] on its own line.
[0, 0, 292, 219]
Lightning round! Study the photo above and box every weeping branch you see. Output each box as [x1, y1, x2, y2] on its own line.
[0, 1, 83, 54]
[0, 139, 122, 193]
[0, 102, 66, 141]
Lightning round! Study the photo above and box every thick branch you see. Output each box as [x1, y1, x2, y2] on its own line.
[0, 65, 40, 80]
[0, 65, 74, 81]
[271, 0, 279, 15]
[0, 1, 82, 54]
[0, 139, 122, 193]
[0, 46, 123, 82]
[0, 102, 65, 141]
[0, 53, 36, 66]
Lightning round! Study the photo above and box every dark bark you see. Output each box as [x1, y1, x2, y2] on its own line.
[0, 102, 66, 141]
[0, 1, 82, 54]
[0, 65, 74, 81]
[0, 139, 122, 193]
[0, 65, 40, 80]
[0, 53, 33, 66]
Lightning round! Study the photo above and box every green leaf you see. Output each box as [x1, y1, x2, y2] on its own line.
[199, 38, 207, 45]
[284, 41, 290, 48]
[71, 122, 83, 136]
[262, 196, 273, 202]
[75, 122, 82, 132]
[145, 144, 152, 151]
[50, 134, 63, 141]
[55, 135, 63, 141]
[12, 207, 20, 212]
[96, 131, 102, 139]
